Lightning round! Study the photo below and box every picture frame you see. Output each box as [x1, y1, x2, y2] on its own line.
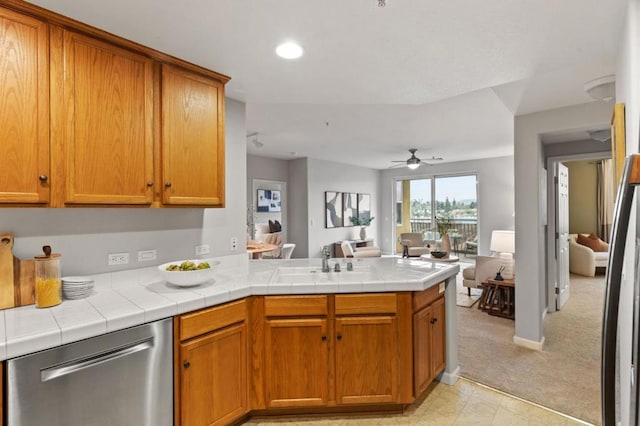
[325, 191, 343, 228]
[343, 193, 357, 226]
[257, 189, 281, 212]
[357, 193, 371, 221]
[611, 102, 626, 188]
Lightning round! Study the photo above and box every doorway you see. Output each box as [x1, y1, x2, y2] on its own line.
[545, 152, 612, 313]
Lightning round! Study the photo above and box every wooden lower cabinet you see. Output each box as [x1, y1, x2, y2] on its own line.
[413, 289, 446, 396]
[176, 300, 248, 426]
[335, 316, 398, 404]
[175, 289, 446, 424]
[264, 318, 329, 407]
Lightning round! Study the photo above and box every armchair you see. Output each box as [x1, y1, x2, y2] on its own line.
[462, 255, 502, 296]
[569, 234, 609, 277]
[400, 233, 430, 258]
[340, 241, 381, 258]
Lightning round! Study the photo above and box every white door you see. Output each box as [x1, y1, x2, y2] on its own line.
[556, 163, 570, 309]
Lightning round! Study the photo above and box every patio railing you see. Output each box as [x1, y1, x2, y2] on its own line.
[410, 218, 478, 251]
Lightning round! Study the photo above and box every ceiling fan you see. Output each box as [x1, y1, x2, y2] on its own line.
[390, 149, 443, 169]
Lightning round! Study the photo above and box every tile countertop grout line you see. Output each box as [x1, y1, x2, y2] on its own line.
[0, 257, 459, 361]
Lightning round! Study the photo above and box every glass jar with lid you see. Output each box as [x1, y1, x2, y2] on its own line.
[34, 246, 62, 308]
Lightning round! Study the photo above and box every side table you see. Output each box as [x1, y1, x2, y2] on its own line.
[478, 278, 515, 319]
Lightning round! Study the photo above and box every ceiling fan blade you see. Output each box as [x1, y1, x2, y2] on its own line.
[387, 163, 407, 169]
[390, 160, 406, 163]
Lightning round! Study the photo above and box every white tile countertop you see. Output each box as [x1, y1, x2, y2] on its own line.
[0, 256, 459, 361]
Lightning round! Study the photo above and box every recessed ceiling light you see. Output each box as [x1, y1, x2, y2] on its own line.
[276, 42, 304, 59]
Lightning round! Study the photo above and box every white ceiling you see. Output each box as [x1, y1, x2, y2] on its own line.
[29, 0, 627, 169]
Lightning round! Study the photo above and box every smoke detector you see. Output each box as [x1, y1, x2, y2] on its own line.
[587, 129, 611, 143]
[584, 75, 615, 102]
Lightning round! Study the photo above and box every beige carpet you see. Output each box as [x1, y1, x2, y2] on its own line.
[458, 273, 604, 425]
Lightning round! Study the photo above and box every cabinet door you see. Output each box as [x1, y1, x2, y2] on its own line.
[60, 30, 154, 204]
[431, 297, 446, 377]
[264, 318, 328, 407]
[335, 316, 398, 404]
[180, 323, 247, 426]
[161, 65, 225, 206]
[0, 8, 49, 204]
[413, 305, 433, 395]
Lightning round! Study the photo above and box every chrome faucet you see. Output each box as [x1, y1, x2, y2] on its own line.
[321, 245, 331, 272]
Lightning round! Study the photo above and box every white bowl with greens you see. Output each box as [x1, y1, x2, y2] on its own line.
[158, 260, 217, 287]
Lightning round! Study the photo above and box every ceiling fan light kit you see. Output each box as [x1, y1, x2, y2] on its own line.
[390, 148, 443, 169]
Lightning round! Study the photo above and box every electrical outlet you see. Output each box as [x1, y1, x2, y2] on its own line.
[195, 244, 210, 256]
[108, 252, 130, 266]
[137, 249, 157, 262]
[230, 237, 238, 251]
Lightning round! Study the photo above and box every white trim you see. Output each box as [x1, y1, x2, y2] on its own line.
[542, 307, 548, 320]
[513, 335, 545, 351]
[437, 366, 460, 385]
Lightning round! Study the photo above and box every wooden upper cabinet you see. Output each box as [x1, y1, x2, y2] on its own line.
[161, 65, 225, 206]
[0, 7, 49, 204]
[54, 29, 154, 205]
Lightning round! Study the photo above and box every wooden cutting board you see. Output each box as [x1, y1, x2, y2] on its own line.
[0, 233, 16, 309]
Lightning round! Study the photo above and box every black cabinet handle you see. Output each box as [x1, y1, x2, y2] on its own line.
[336, 334, 342, 341]
[39, 175, 48, 182]
[321, 335, 327, 341]
[146, 181, 154, 187]
[183, 361, 190, 369]
[165, 182, 172, 188]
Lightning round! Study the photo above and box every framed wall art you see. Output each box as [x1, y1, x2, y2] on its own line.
[325, 191, 343, 228]
[357, 193, 371, 221]
[343, 193, 357, 226]
[257, 189, 281, 212]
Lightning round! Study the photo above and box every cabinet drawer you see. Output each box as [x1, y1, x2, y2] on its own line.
[264, 295, 328, 317]
[413, 283, 444, 312]
[179, 299, 246, 341]
[335, 293, 397, 315]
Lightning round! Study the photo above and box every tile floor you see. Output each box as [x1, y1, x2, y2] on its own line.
[244, 378, 590, 425]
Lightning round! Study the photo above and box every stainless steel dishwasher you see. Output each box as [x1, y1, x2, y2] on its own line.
[7, 318, 173, 426]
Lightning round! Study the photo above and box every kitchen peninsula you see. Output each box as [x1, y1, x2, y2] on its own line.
[1, 256, 459, 425]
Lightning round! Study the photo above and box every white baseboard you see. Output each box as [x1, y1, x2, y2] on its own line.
[513, 335, 545, 351]
[437, 366, 460, 385]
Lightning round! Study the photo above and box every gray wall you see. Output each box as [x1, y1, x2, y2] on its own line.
[0, 98, 247, 276]
[247, 155, 290, 182]
[247, 155, 291, 242]
[514, 101, 612, 346]
[379, 156, 515, 256]
[287, 158, 309, 258]
[615, 0, 640, 421]
[306, 158, 381, 257]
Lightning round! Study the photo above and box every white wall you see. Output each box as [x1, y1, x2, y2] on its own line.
[615, 0, 640, 422]
[379, 156, 515, 256]
[514, 101, 612, 346]
[307, 158, 381, 257]
[0, 98, 247, 276]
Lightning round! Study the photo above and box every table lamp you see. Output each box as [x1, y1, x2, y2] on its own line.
[490, 230, 515, 280]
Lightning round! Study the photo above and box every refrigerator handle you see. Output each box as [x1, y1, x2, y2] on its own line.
[602, 154, 640, 426]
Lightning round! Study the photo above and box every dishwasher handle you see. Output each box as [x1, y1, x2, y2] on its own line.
[41, 337, 154, 382]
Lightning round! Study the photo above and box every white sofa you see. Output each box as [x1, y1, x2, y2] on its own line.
[569, 234, 609, 277]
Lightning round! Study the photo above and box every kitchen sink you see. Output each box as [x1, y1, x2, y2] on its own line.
[271, 265, 377, 284]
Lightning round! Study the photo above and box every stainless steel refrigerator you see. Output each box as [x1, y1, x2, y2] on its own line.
[603, 154, 640, 425]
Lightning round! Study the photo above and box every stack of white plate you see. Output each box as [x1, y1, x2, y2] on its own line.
[62, 276, 95, 300]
